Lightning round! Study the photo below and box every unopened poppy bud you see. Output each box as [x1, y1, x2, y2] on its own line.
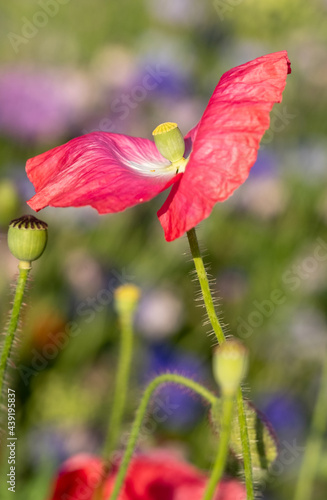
[152, 122, 185, 163]
[114, 284, 141, 316]
[8, 215, 48, 267]
[213, 340, 248, 396]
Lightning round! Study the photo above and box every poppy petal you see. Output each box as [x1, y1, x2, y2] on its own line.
[49, 452, 246, 500]
[158, 51, 291, 241]
[26, 132, 179, 213]
[108, 452, 246, 500]
[49, 454, 104, 500]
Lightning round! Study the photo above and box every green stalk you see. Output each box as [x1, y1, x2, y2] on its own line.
[236, 386, 254, 499]
[108, 373, 217, 500]
[186, 227, 254, 499]
[186, 228, 225, 344]
[294, 354, 327, 500]
[102, 310, 134, 459]
[202, 395, 235, 500]
[0, 262, 30, 402]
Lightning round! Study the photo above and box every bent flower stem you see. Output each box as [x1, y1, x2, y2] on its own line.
[108, 373, 217, 500]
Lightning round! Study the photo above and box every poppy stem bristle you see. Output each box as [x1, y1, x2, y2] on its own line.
[236, 386, 255, 500]
[186, 227, 225, 345]
[0, 266, 30, 405]
[186, 226, 254, 500]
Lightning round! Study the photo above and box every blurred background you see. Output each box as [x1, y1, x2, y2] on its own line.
[0, 0, 327, 498]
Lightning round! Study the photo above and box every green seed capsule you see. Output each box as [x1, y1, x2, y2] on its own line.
[8, 215, 48, 264]
[152, 122, 185, 163]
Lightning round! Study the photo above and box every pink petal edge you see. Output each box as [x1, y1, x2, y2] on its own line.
[26, 132, 180, 213]
[158, 50, 291, 241]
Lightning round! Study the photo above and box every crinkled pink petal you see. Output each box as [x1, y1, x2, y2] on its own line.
[158, 51, 291, 241]
[26, 132, 180, 213]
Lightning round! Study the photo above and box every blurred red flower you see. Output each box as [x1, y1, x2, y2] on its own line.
[49, 452, 246, 500]
[27, 52, 291, 241]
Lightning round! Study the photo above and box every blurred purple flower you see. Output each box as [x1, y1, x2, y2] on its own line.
[146, 0, 205, 26]
[82, 63, 191, 137]
[0, 67, 88, 143]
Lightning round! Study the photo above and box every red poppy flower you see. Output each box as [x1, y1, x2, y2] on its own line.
[49, 452, 246, 500]
[26, 51, 291, 241]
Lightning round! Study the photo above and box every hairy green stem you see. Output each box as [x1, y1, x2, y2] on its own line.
[102, 314, 134, 459]
[186, 227, 254, 499]
[236, 387, 254, 500]
[186, 228, 225, 344]
[294, 354, 327, 500]
[0, 264, 30, 403]
[202, 395, 235, 500]
[108, 373, 217, 500]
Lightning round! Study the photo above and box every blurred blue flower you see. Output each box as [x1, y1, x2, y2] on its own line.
[248, 150, 279, 178]
[228, 149, 288, 220]
[143, 343, 208, 432]
[261, 393, 306, 441]
[27, 425, 100, 466]
[27, 427, 66, 465]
